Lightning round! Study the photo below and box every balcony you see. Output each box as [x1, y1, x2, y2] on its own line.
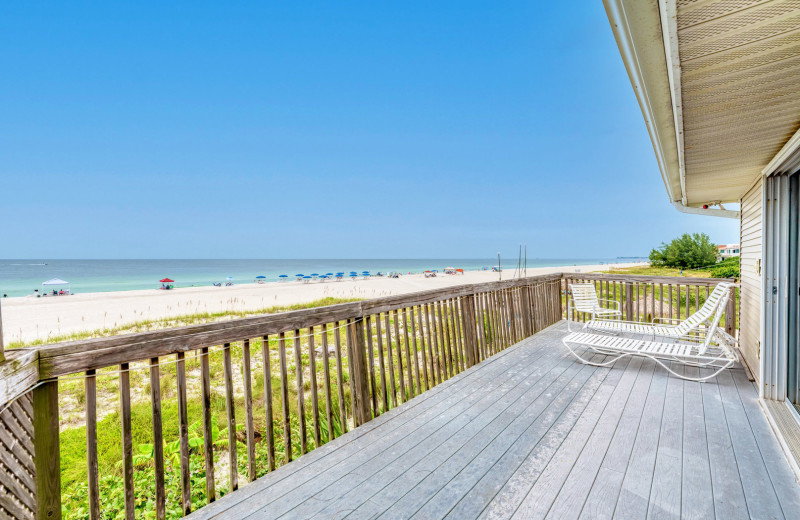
[1, 273, 797, 519]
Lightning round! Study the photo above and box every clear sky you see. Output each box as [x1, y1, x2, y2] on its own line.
[1, 1, 739, 260]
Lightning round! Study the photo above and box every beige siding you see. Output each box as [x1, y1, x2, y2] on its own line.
[739, 177, 762, 379]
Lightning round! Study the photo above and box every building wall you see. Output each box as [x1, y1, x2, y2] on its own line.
[739, 177, 762, 378]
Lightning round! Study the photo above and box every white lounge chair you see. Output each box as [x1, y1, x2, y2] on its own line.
[582, 281, 734, 341]
[562, 285, 737, 382]
[566, 283, 622, 331]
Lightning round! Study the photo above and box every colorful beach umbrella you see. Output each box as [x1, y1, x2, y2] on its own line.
[159, 278, 174, 283]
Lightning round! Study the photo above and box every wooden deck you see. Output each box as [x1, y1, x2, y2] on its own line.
[187, 321, 800, 520]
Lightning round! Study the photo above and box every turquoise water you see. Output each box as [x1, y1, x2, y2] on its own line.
[0, 259, 639, 297]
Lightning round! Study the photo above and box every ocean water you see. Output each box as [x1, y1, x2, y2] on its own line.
[0, 259, 639, 297]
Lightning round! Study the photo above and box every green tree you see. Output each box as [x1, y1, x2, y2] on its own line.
[649, 233, 717, 268]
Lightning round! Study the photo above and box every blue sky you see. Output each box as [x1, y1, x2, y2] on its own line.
[0, 1, 738, 259]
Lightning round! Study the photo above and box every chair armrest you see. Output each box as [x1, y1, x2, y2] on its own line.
[596, 299, 621, 310]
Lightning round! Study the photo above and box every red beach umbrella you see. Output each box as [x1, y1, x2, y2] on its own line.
[159, 278, 174, 283]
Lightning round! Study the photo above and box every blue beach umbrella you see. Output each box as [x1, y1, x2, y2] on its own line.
[256, 276, 266, 279]
[295, 274, 304, 277]
[326, 273, 334, 276]
[279, 274, 288, 278]
[310, 273, 319, 277]
[303, 276, 312, 280]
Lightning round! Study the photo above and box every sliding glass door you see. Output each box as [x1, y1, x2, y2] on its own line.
[788, 173, 800, 410]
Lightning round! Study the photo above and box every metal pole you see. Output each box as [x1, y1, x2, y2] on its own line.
[498, 252, 502, 281]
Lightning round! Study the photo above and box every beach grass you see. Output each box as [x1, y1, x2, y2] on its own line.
[6, 297, 362, 349]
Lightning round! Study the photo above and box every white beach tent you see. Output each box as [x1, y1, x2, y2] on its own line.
[42, 278, 70, 294]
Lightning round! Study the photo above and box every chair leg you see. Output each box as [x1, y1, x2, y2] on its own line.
[562, 339, 734, 382]
[561, 338, 631, 367]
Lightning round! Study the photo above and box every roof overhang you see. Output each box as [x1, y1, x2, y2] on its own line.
[603, 0, 800, 218]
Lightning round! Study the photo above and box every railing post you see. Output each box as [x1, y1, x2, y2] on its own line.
[33, 380, 61, 520]
[521, 285, 532, 337]
[461, 295, 479, 367]
[725, 284, 736, 336]
[625, 283, 634, 321]
[348, 318, 372, 426]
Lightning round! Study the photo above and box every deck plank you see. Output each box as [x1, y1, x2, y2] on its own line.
[646, 362, 685, 520]
[184, 322, 800, 520]
[542, 357, 645, 520]
[700, 366, 749, 520]
[717, 369, 785, 519]
[504, 357, 635, 519]
[612, 357, 670, 519]
[730, 369, 800, 515]
[578, 359, 657, 520]
[679, 366, 714, 520]
[295, 339, 574, 519]
[407, 356, 618, 519]
[238, 330, 569, 519]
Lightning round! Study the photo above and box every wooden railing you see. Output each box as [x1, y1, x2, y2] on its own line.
[0, 274, 563, 520]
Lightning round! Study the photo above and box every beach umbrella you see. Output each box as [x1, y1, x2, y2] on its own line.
[159, 278, 174, 283]
[310, 273, 319, 277]
[295, 274, 304, 277]
[279, 274, 288, 278]
[255, 276, 266, 279]
[326, 273, 334, 276]
[226, 276, 234, 280]
[303, 276, 312, 280]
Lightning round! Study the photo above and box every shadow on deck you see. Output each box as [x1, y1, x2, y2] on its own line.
[187, 321, 800, 520]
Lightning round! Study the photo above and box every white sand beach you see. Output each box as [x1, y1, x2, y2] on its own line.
[1, 263, 642, 344]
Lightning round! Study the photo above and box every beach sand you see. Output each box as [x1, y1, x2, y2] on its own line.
[1, 263, 643, 344]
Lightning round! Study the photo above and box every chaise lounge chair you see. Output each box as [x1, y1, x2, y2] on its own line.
[574, 281, 734, 341]
[562, 282, 738, 382]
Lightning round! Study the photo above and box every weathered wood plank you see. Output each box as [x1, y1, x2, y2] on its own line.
[223, 343, 239, 491]
[149, 359, 166, 520]
[200, 347, 216, 501]
[680, 365, 714, 520]
[85, 369, 100, 520]
[333, 323, 348, 434]
[307, 328, 322, 447]
[176, 352, 191, 515]
[119, 363, 134, 520]
[319, 326, 335, 442]
[293, 331, 307, 455]
[33, 381, 60, 520]
[242, 340, 257, 482]
[646, 362, 684, 519]
[700, 367, 749, 520]
[278, 333, 292, 463]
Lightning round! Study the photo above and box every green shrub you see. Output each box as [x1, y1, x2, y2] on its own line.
[711, 264, 739, 279]
[649, 233, 717, 268]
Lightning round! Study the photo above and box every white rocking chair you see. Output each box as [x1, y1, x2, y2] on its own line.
[566, 283, 622, 332]
[562, 284, 737, 382]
